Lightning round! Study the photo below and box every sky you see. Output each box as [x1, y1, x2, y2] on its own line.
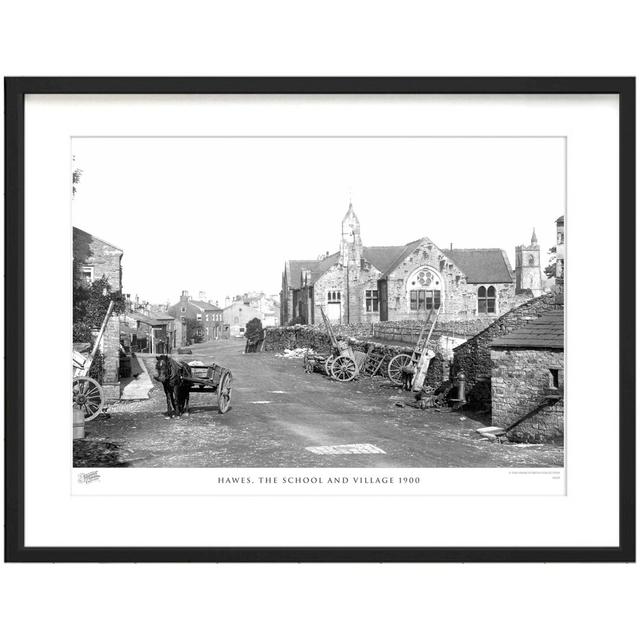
[72, 136, 565, 306]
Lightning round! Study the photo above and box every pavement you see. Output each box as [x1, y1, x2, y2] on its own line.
[76, 340, 564, 468]
[120, 354, 154, 400]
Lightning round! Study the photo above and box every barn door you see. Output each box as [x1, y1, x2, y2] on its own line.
[377, 279, 388, 321]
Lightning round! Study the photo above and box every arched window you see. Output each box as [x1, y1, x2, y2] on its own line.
[477, 286, 496, 314]
[407, 267, 442, 312]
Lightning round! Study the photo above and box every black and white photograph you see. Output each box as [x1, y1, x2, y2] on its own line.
[71, 135, 566, 471]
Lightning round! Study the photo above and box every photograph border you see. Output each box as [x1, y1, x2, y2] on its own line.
[5, 76, 635, 562]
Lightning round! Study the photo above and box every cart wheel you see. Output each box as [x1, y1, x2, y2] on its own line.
[331, 355, 358, 382]
[324, 355, 335, 377]
[73, 376, 104, 422]
[387, 354, 414, 385]
[217, 371, 232, 414]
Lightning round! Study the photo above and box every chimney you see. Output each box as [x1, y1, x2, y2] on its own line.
[450, 242, 453, 251]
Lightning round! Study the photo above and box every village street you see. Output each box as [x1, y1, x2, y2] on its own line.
[77, 340, 564, 468]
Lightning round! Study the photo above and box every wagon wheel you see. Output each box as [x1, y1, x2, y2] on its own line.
[324, 355, 335, 377]
[217, 371, 232, 414]
[73, 376, 104, 422]
[387, 354, 414, 385]
[331, 355, 358, 382]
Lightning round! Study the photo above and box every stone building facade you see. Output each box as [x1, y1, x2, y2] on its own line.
[73, 226, 123, 291]
[281, 203, 540, 326]
[491, 311, 564, 443]
[167, 291, 223, 344]
[452, 293, 562, 410]
[73, 227, 124, 402]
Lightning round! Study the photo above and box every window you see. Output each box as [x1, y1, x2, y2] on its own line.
[80, 266, 94, 285]
[365, 289, 379, 312]
[181, 306, 186, 313]
[549, 368, 561, 389]
[196, 313, 202, 321]
[205, 314, 209, 322]
[327, 291, 341, 303]
[407, 268, 442, 313]
[410, 290, 441, 311]
[477, 286, 496, 314]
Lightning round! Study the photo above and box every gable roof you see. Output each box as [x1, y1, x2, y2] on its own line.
[189, 299, 221, 312]
[492, 310, 564, 349]
[73, 226, 123, 253]
[286, 242, 514, 288]
[362, 243, 413, 275]
[443, 248, 513, 284]
[287, 260, 322, 288]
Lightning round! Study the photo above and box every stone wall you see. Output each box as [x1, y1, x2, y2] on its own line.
[264, 325, 446, 386]
[452, 293, 563, 410]
[100, 315, 121, 402]
[491, 347, 564, 443]
[74, 227, 123, 291]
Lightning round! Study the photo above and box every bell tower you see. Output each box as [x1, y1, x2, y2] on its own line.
[515, 228, 543, 296]
[340, 201, 363, 267]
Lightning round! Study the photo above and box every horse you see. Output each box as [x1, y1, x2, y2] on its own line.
[154, 355, 192, 418]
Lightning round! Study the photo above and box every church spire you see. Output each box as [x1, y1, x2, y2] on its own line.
[340, 201, 362, 266]
[531, 227, 538, 245]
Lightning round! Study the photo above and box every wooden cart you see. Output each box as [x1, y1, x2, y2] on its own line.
[72, 300, 115, 422]
[303, 308, 362, 382]
[387, 307, 441, 392]
[181, 362, 233, 414]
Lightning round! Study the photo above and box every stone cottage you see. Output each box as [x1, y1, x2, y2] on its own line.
[73, 226, 124, 402]
[491, 311, 564, 443]
[452, 293, 563, 410]
[167, 291, 223, 345]
[281, 203, 541, 326]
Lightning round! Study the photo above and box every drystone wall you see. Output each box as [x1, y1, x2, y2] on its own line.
[264, 325, 446, 387]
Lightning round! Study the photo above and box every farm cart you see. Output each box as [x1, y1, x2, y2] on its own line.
[303, 308, 363, 382]
[72, 300, 115, 421]
[387, 308, 442, 394]
[182, 362, 233, 414]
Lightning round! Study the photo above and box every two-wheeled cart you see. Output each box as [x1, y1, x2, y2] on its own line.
[181, 362, 233, 414]
[303, 307, 364, 382]
[72, 300, 115, 421]
[387, 307, 442, 397]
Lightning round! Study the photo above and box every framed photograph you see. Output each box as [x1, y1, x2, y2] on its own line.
[5, 77, 635, 562]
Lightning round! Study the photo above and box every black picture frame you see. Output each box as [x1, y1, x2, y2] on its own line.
[4, 77, 635, 563]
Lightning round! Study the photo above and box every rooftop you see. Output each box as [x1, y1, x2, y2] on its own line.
[492, 310, 564, 349]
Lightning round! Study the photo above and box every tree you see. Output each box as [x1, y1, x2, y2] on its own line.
[72, 155, 83, 197]
[544, 246, 557, 279]
[185, 317, 205, 344]
[73, 276, 125, 342]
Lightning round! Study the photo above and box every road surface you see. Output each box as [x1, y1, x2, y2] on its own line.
[76, 340, 564, 468]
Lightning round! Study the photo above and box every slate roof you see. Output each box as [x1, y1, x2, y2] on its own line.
[288, 260, 323, 287]
[287, 242, 514, 287]
[492, 310, 564, 349]
[189, 300, 221, 312]
[443, 248, 514, 284]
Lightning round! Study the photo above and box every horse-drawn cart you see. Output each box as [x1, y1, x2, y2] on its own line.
[182, 362, 233, 414]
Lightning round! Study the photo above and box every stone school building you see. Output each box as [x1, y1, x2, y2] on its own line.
[281, 204, 543, 325]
